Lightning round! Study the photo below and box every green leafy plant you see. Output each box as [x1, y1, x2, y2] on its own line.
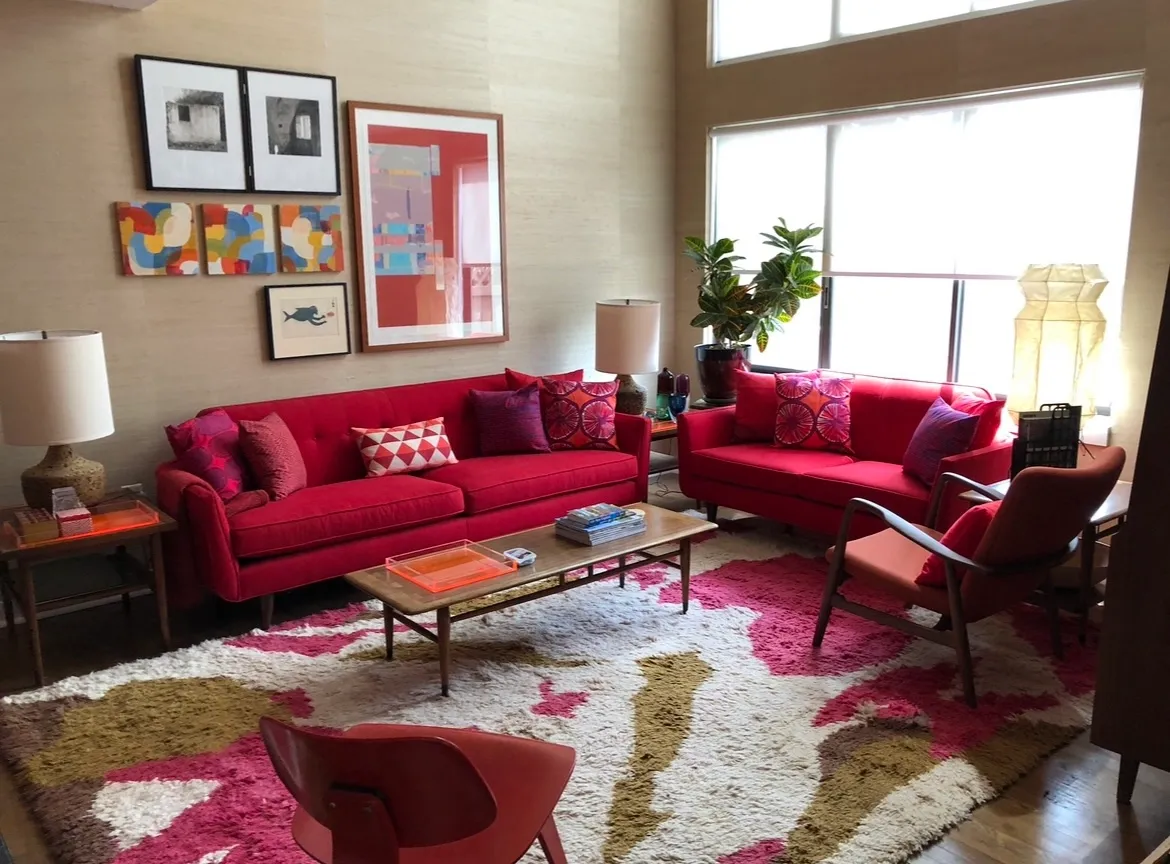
[685, 219, 823, 352]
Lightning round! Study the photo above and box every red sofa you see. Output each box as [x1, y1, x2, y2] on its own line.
[679, 373, 1011, 538]
[157, 373, 650, 619]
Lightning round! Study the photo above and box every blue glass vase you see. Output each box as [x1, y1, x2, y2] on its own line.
[668, 394, 688, 420]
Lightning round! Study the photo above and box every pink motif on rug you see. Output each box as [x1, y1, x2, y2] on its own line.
[815, 663, 1058, 759]
[719, 838, 787, 863]
[658, 555, 912, 676]
[226, 628, 383, 658]
[531, 679, 589, 719]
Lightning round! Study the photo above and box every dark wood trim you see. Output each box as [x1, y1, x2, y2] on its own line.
[259, 594, 274, 630]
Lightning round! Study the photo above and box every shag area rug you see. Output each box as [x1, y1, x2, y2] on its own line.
[0, 528, 1095, 864]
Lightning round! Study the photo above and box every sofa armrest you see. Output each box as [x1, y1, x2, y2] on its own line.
[678, 406, 736, 455]
[156, 462, 242, 604]
[616, 412, 652, 502]
[932, 441, 1013, 530]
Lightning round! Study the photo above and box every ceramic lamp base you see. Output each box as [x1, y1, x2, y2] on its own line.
[21, 445, 106, 509]
[615, 374, 648, 415]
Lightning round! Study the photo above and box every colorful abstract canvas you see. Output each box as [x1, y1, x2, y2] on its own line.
[202, 204, 277, 275]
[279, 204, 343, 273]
[116, 202, 200, 276]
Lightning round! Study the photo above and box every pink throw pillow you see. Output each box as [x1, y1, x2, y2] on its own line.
[165, 409, 250, 501]
[734, 369, 813, 442]
[917, 500, 1001, 587]
[238, 413, 308, 500]
[773, 373, 853, 453]
[353, 418, 458, 477]
[950, 394, 1006, 450]
[538, 379, 620, 451]
[505, 368, 585, 390]
[469, 384, 551, 455]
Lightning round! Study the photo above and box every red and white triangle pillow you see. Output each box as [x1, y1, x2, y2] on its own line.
[353, 417, 458, 477]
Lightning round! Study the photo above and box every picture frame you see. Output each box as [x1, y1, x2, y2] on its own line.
[263, 282, 352, 361]
[348, 101, 509, 352]
[135, 55, 248, 192]
[243, 67, 340, 195]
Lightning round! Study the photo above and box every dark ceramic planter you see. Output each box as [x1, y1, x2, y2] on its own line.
[694, 343, 751, 405]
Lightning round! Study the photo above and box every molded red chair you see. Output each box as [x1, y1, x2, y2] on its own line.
[259, 717, 575, 864]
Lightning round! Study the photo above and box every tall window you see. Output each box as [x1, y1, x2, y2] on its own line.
[710, 78, 1143, 397]
[715, 0, 1071, 64]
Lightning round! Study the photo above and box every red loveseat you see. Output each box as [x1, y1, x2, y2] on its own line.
[157, 373, 650, 620]
[678, 373, 1010, 538]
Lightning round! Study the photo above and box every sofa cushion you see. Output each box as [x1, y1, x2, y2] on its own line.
[688, 445, 854, 499]
[425, 451, 637, 514]
[166, 409, 251, 501]
[732, 369, 792, 443]
[229, 475, 465, 559]
[801, 460, 931, 522]
[950, 393, 1006, 450]
[539, 380, 620, 451]
[353, 418, 458, 477]
[238, 413, 308, 500]
[505, 367, 584, 389]
[902, 398, 979, 486]
[469, 384, 551, 455]
[774, 373, 854, 453]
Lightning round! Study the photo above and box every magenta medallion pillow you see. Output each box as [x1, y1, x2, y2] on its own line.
[469, 384, 551, 455]
[238, 413, 308, 500]
[902, 397, 980, 485]
[538, 379, 620, 451]
[773, 373, 853, 453]
[165, 409, 250, 501]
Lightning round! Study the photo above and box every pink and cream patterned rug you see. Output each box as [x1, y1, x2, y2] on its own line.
[0, 528, 1095, 864]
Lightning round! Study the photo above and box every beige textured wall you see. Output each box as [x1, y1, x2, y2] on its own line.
[0, 0, 675, 502]
[674, 0, 1170, 471]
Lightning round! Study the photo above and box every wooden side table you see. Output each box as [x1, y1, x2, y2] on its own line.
[0, 495, 177, 687]
[649, 418, 679, 478]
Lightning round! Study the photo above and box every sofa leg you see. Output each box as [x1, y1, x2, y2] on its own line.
[260, 594, 275, 630]
[706, 503, 718, 523]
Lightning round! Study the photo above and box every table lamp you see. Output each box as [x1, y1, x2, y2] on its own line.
[595, 299, 661, 415]
[0, 331, 115, 508]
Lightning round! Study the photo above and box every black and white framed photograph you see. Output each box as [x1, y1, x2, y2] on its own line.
[244, 68, 340, 195]
[264, 283, 351, 360]
[135, 55, 248, 192]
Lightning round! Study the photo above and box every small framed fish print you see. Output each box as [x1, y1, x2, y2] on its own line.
[264, 282, 351, 360]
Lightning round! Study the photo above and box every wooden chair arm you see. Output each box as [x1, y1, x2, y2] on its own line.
[927, 472, 1007, 529]
[835, 497, 988, 574]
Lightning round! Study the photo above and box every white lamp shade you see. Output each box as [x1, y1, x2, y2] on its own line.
[595, 300, 661, 375]
[0, 331, 115, 446]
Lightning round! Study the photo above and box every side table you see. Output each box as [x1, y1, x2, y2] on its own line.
[0, 495, 177, 687]
[649, 418, 679, 479]
[960, 477, 1131, 643]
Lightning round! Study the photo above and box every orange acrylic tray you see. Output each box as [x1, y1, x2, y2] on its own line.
[1, 499, 160, 550]
[386, 541, 518, 593]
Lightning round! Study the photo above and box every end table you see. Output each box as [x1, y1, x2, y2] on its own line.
[0, 495, 177, 687]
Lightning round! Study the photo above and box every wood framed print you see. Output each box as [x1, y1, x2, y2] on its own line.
[244, 68, 340, 195]
[264, 283, 351, 360]
[135, 55, 248, 192]
[348, 101, 508, 352]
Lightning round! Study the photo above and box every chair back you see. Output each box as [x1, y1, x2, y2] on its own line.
[260, 717, 498, 861]
[961, 445, 1125, 620]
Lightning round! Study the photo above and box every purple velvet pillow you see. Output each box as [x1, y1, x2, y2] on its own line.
[469, 384, 551, 456]
[902, 397, 980, 486]
[164, 409, 251, 501]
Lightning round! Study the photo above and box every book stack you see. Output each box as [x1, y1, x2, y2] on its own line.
[555, 503, 646, 546]
[13, 508, 60, 543]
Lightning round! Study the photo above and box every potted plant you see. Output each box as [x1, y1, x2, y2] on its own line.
[684, 219, 823, 404]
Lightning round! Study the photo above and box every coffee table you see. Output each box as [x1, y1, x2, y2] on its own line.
[345, 503, 715, 695]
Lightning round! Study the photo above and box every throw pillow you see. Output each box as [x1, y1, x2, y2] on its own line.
[469, 384, 551, 455]
[950, 393, 1007, 450]
[353, 418, 459, 477]
[735, 369, 815, 442]
[224, 489, 270, 518]
[902, 397, 981, 486]
[773, 372, 853, 453]
[505, 368, 585, 390]
[538, 379, 620, 451]
[238, 413, 308, 500]
[164, 409, 250, 501]
[917, 500, 1001, 587]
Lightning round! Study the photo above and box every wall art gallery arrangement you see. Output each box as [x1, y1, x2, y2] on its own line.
[202, 203, 277, 275]
[279, 204, 343, 273]
[116, 201, 200, 276]
[264, 282, 351, 360]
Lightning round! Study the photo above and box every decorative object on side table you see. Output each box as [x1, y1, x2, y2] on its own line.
[0, 331, 115, 508]
[134, 55, 248, 192]
[1012, 403, 1082, 476]
[202, 203, 277, 275]
[242, 67, 340, 195]
[264, 283, 351, 360]
[683, 220, 823, 404]
[655, 367, 675, 419]
[116, 201, 200, 276]
[594, 299, 661, 415]
[348, 102, 508, 351]
[669, 373, 690, 419]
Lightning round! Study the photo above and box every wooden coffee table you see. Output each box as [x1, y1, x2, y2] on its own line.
[345, 503, 715, 695]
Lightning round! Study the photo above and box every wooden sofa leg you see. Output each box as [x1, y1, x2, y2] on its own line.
[706, 502, 718, 523]
[260, 594, 275, 630]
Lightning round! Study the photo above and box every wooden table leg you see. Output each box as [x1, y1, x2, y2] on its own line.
[1118, 756, 1140, 803]
[383, 603, 394, 661]
[619, 554, 627, 589]
[437, 606, 451, 697]
[680, 538, 692, 614]
[150, 535, 172, 650]
[19, 562, 44, 687]
[1079, 522, 1097, 645]
[1, 566, 15, 642]
[115, 544, 132, 613]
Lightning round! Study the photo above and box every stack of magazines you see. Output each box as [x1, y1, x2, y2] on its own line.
[555, 503, 646, 546]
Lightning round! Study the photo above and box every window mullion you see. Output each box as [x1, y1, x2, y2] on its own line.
[819, 123, 838, 368]
[830, 0, 842, 40]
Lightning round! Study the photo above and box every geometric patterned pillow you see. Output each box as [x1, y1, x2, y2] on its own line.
[538, 379, 619, 451]
[352, 418, 458, 477]
[773, 373, 853, 454]
[164, 408, 251, 501]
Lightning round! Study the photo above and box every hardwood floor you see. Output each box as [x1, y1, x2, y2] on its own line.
[1, 543, 1167, 863]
